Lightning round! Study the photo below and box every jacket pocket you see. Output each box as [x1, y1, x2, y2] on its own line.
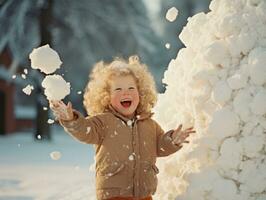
[141, 162, 159, 194]
[96, 162, 128, 189]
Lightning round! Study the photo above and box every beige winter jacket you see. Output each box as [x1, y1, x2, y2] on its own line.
[60, 105, 182, 200]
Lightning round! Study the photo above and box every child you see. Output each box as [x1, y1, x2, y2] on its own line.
[49, 55, 195, 200]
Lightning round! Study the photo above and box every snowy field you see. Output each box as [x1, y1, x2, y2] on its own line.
[0, 125, 97, 200]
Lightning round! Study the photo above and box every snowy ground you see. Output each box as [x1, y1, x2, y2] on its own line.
[0, 125, 97, 200]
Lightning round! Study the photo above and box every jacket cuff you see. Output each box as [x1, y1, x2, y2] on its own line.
[59, 110, 84, 129]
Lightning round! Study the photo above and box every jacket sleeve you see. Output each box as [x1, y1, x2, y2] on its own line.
[154, 121, 182, 157]
[59, 110, 105, 145]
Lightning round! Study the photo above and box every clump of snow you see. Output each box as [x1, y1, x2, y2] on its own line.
[12, 75, 16, 79]
[153, 0, 266, 199]
[50, 151, 62, 160]
[86, 127, 91, 134]
[29, 44, 62, 74]
[21, 74, 26, 79]
[41, 75, 71, 100]
[166, 7, 179, 22]
[47, 119, 55, 124]
[128, 154, 134, 161]
[24, 68, 28, 74]
[22, 85, 34, 95]
[165, 43, 171, 49]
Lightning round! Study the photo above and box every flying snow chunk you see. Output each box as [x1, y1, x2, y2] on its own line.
[165, 43, 171, 49]
[41, 74, 70, 100]
[21, 74, 26, 79]
[29, 44, 62, 74]
[24, 69, 28, 74]
[166, 7, 179, 22]
[50, 151, 62, 160]
[22, 85, 34, 95]
[12, 75, 16, 79]
[47, 119, 55, 124]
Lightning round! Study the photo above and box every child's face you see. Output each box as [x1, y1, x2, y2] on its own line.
[110, 75, 140, 118]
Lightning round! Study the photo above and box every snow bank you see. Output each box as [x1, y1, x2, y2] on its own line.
[153, 0, 266, 199]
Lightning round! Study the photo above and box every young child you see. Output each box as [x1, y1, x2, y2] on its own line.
[49, 55, 195, 200]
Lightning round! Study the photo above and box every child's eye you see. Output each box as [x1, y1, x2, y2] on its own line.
[115, 88, 122, 91]
[129, 87, 135, 90]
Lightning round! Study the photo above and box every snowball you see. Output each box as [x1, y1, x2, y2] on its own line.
[227, 72, 248, 89]
[41, 74, 70, 100]
[22, 85, 34, 95]
[166, 7, 178, 22]
[211, 178, 238, 200]
[203, 41, 230, 68]
[250, 89, 266, 115]
[216, 13, 242, 38]
[209, 107, 239, 139]
[217, 137, 242, 170]
[212, 81, 232, 104]
[50, 151, 62, 160]
[233, 90, 252, 122]
[240, 134, 264, 158]
[248, 47, 266, 85]
[239, 160, 266, 193]
[29, 44, 62, 74]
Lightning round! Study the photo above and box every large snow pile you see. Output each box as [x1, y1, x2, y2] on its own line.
[153, 0, 266, 199]
[29, 44, 70, 100]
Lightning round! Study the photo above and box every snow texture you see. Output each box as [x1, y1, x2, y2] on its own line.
[153, 0, 266, 199]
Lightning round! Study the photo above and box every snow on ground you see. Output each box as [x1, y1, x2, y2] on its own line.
[0, 125, 96, 200]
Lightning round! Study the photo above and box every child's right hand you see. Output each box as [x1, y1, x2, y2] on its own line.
[49, 100, 74, 121]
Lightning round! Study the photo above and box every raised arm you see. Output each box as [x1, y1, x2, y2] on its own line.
[154, 121, 182, 157]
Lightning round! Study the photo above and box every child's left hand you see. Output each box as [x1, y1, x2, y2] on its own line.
[171, 124, 196, 145]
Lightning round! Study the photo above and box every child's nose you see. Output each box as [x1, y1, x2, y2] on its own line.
[122, 89, 131, 95]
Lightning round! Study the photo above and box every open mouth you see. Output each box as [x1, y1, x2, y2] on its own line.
[120, 100, 132, 108]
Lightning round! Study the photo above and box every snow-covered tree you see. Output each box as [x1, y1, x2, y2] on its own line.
[153, 0, 266, 199]
[0, 0, 167, 137]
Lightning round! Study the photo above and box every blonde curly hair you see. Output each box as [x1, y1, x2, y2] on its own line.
[83, 55, 157, 116]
